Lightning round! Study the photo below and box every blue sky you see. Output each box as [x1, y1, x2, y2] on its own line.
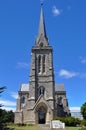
[0, 0, 86, 112]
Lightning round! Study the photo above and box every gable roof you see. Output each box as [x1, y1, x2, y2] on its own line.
[20, 83, 66, 92]
[55, 84, 65, 92]
[20, 84, 29, 91]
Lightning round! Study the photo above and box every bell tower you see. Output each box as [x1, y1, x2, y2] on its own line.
[29, 6, 55, 114]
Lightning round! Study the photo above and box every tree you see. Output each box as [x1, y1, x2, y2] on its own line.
[0, 86, 14, 125]
[0, 86, 6, 94]
[0, 86, 6, 107]
[0, 109, 14, 124]
[81, 102, 86, 120]
[0, 86, 6, 126]
[6, 110, 14, 122]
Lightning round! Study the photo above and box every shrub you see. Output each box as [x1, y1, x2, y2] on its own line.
[64, 117, 81, 126]
[53, 117, 81, 126]
[81, 120, 86, 126]
[53, 117, 65, 122]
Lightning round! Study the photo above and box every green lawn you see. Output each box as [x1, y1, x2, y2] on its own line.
[66, 127, 80, 130]
[6, 124, 86, 130]
[7, 124, 42, 130]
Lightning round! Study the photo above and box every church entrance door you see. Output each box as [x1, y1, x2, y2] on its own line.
[38, 112, 46, 124]
[38, 107, 46, 124]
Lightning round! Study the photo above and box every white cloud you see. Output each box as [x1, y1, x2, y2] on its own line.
[11, 92, 18, 99]
[58, 69, 86, 79]
[52, 6, 61, 16]
[2, 106, 16, 112]
[17, 62, 29, 69]
[0, 100, 16, 107]
[80, 56, 86, 64]
[59, 69, 78, 79]
[70, 107, 80, 112]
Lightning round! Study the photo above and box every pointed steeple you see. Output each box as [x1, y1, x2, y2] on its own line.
[38, 6, 47, 38]
[35, 5, 48, 46]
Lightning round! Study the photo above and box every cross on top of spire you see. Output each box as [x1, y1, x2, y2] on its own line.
[38, 1, 47, 39]
[40, 0, 44, 6]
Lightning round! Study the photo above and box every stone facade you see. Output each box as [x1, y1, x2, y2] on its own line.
[15, 7, 70, 125]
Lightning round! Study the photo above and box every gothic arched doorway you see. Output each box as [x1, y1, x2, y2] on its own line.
[38, 107, 46, 124]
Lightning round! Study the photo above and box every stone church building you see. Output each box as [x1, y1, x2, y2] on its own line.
[15, 7, 70, 124]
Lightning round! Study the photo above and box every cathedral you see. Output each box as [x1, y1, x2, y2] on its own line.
[15, 6, 70, 124]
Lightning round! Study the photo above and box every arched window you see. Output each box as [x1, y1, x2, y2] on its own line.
[21, 96, 25, 104]
[39, 86, 45, 96]
[58, 96, 62, 105]
[38, 55, 41, 73]
[43, 55, 45, 73]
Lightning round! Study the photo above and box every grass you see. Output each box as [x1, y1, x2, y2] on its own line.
[7, 124, 42, 130]
[66, 127, 86, 130]
[6, 124, 86, 130]
[66, 127, 80, 130]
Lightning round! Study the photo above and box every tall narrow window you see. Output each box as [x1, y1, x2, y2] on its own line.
[21, 96, 25, 104]
[58, 96, 62, 105]
[39, 86, 45, 96]
[38, 55, 41, 73]
[43, 55, 45, 73]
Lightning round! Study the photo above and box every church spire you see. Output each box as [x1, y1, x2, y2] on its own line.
[38, 5, 47, 38]
[36, 4, 48, 46]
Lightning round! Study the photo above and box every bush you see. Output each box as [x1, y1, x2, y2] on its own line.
[53, 117, 65, 123]
[64, 117, 81, 126]
[81, 120, 86, 126]
[53, 117, 81, 126]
